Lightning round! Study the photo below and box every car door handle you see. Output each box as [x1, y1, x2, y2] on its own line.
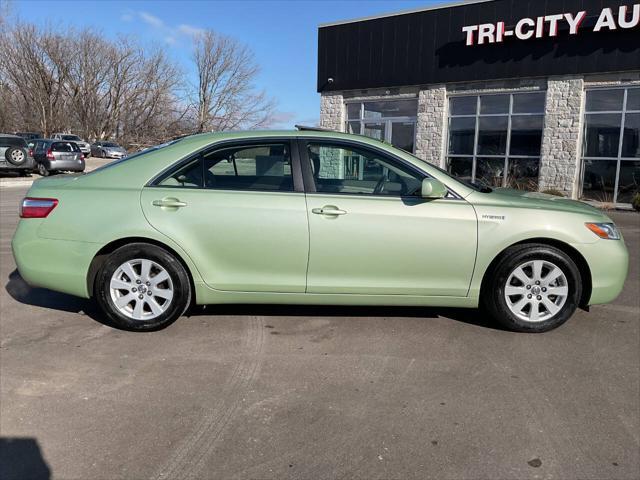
[152, 198, 187, 208]
[312, 206, 347, 216]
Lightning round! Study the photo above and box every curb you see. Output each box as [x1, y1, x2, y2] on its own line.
[0, 178, 35, 188]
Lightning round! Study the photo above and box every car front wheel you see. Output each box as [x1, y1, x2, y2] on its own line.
[483, 244, 582, 333]
[94, 243, 191, 331]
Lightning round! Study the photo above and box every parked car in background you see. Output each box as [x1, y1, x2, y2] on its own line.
[0, 134, 35, 175]
[51, 133, 91, 157]
[15, 132, 43, 141]
[91, 141, 127, 159]
[11, 130, 629, 333]
[32, 139, 85, 176]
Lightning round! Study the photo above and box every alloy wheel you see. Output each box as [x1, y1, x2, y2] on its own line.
[109, 258, 174, 321]
[504, 260, 569, 322]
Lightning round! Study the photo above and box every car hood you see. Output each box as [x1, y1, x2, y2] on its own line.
[470, 188, 606, 216]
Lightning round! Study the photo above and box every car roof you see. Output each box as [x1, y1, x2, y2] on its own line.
[0, 133, 22, 138]
[174, 129, 392, 148]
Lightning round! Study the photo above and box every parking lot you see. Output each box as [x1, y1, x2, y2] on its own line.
[0, 184, 638, 479]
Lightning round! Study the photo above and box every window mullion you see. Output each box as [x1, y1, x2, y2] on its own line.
[613, 89, 628, 204]
[471, 96, 481, 182]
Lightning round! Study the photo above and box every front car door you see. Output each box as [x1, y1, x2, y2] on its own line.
[140, 139, 309, 293]
[300, 139, 477, 297]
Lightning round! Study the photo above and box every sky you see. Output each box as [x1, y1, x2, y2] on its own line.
[9, 0, 441, 128]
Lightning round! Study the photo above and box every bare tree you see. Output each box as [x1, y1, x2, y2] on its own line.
[0, 25, 71, 135]
[0, 20, 277, 145]
[191, 30, 275, 132]
[0, 0, 13, 31]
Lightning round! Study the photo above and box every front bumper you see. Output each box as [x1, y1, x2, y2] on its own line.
[573, 237, 629, 305]
[104, 151, 126, 159]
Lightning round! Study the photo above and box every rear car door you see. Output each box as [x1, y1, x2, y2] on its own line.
[300, 139, 477, 297]
[140, 139, 310, 293]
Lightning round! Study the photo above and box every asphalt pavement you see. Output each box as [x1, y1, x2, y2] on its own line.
[1, 185, 638, 480]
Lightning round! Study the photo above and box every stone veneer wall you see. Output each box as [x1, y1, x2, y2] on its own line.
[319, 93, 344, 131]
[538, 77, 584, 197]
[414, 86, 447, 167]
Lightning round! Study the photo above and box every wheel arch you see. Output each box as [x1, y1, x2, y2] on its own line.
[86, 237, 197, 302]
[480, 238, 592, 309]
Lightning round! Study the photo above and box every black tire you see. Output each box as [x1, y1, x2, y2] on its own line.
[482, 244, 582, 333]
[94, 243, 192, 331]
[37, 163, 49, 177]
[5, 147, 27, 166]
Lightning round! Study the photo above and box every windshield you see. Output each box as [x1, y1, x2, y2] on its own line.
[62, 135, 81, 141]
[407, 152, 493, 193]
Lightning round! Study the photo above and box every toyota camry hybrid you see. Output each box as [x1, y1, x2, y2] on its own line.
[11, 130, 629, 332]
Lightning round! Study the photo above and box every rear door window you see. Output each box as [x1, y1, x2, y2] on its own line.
[203, 143, 294, 192]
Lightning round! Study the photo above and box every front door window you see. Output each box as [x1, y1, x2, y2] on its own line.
[306, 142, 423, 196]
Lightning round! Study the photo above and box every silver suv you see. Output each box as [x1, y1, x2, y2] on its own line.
[51, 133, 91, 156]
[0, 134, 35, 175]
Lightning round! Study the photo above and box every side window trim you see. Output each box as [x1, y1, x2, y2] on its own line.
[149, 138, 304, 193]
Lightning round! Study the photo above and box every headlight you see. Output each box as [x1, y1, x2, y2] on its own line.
[585, 222, 621, 240]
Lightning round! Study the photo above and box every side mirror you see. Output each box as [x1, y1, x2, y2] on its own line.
[421, 178, 448, 199]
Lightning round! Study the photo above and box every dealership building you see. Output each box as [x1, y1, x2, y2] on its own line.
[317, 0, 640, 206]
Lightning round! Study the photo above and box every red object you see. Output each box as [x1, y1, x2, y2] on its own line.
[28, 148, 33, 157]
[80, 153, 85, 160]
[46, 149, 54, 161]
[20, 197, 58, 218]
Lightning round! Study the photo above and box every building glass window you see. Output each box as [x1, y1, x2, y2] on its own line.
[447, 92, 545, 191]
[345, 99, 418, 153]
[581, 87, 640, 205]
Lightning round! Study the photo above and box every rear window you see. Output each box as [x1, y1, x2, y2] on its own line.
[103, 142, 119, 147]
[52, 142, 81, 152]
[0, 136, 28, 148]
[61, 135, 81, 141]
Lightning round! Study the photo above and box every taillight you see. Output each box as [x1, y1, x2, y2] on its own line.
[20, 198, 58, 218]
[28, 148, 33, 157]
[46, 149, 54, 161]
[80, 153, 85, 160]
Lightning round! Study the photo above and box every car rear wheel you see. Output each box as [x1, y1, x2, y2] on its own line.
[5, 147, 27, 166]
[94, 243, 191, 331]
[483, 244, 582, 333]
[37, 163, 49, 177]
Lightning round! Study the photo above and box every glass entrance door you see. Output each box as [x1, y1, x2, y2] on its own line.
[346, 99, 417, 153]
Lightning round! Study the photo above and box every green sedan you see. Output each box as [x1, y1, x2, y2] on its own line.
[11, 130, 629, 332]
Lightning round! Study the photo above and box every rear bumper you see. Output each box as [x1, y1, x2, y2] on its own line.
[0, 157, 35, 171]
[47, 159, 85, 172]
[11, 219, 97, 298]
[572, 238, 629, 305]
